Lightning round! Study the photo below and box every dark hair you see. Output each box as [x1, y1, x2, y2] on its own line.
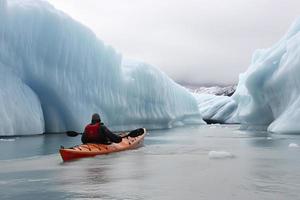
[91, 113, 101, 124]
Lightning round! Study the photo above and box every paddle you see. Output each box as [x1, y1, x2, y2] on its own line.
[66, 128, 144, 138]
[66, 131, 81, 137]
[65, 131, 124, 138]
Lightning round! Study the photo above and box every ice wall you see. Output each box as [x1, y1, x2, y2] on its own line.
[0, 67, 44, 134]
[193, 93, 237, 123]
[210, 19, 300, 133]
[0, 0, 203, 135]
[230, 17, 300, 133]
[0, 0, 7, 11]
[192, 17, 300, 134]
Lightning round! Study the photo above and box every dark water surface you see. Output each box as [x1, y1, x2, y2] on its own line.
[0, 125, 300, 200]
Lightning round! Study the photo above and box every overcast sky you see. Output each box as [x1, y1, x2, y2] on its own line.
[47, 0, 300, 85]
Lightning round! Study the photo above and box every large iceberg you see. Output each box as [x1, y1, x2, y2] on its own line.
[195, 18, 300, 134]
[0, 0, 203, 135]
[232, 18, 300, 134]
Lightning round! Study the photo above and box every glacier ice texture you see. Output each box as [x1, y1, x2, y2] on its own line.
[189, 85, 236, 96]
[194, 17, 300, 134]
[0, 0, 204, 135]
[231, 17, 300, 134]
[193, 93, 237, 123]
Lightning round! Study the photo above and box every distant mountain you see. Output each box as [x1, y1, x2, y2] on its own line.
[184, 85, 236, 97]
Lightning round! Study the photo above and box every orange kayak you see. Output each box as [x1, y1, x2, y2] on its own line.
[59, 128, 146, 162]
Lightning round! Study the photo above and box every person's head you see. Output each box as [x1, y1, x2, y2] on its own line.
[91, 113, 101, 124]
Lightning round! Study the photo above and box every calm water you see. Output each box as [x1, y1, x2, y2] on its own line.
[0, 125, 299, 200]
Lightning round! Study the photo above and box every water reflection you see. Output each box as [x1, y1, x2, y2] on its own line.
[0, 133, 80, 160]
[0, 125, 300, 200]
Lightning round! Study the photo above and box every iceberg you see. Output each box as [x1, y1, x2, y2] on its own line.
[231, 17, 300, 134]
[193, 93, 237, 123]
[191, 85, 238, 123]
[194, 17, 300, 134]
[0, 0, 203, 135]
[0, 68, 44, 134]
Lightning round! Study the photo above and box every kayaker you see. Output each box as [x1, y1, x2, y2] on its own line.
[81, 113, 122, 144]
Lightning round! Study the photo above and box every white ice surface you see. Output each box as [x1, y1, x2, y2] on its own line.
[288, 143, 299, 148]
[231, 17, 300, 134]
[194, 17, 300, 134]
[193, 93, 237, 123]
[208, 151, 234, 159]
[0, 0, 203, 135]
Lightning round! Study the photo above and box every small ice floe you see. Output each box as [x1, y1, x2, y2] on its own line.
[288, 143, 299, 148]
[208, 151, 234, 159]
[0, 138, 16, 142]
[266, 137, 272, 140]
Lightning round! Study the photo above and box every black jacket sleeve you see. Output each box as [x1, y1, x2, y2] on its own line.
[101, 125, 122, 143]
[81, 132, 88, 144]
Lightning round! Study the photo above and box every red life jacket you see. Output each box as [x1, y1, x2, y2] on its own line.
[84, 122, 101, 141]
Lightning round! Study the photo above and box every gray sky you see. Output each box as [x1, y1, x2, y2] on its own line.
[47, 0, 300, 85]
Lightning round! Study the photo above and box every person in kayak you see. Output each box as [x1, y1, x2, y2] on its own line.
[81, 113, 122, 144]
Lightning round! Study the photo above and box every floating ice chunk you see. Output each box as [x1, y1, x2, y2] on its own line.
[288, 143, 299, 148]
[208, 151, 234, 159]
[0, 138, 16, 142]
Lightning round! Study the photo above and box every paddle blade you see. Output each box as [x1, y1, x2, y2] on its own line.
[66, 131, 81, 137]
[128, 128, 145, 138]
